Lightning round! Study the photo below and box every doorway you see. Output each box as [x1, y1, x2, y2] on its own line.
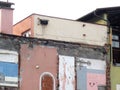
[40, 72, 55, 90]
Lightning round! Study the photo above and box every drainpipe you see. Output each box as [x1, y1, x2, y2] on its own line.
[94, 10, 112, 90]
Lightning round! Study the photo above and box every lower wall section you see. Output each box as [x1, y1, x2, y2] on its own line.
[111, 64, 120, 90]
[19, 44, 106, 90]
[77, 58, 106, 90]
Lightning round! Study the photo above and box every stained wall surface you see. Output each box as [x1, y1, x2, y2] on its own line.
[20, 44, 58, 90]
[59, 55, 75, 90]
[34, 14, 107, 46]
[0, 34, 108, 90]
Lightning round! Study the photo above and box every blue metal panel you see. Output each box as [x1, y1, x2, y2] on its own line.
[0, 62, 18, 77]
[77, 66, 87, 90]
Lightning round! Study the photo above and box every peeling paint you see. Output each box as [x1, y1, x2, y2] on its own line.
[0, 34, 108, 90]
[59, 55, 75, 90]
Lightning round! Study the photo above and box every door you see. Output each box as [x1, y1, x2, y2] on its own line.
[41, 74, 53, 90]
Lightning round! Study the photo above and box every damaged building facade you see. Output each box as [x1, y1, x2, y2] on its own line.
[12, 14, 108, 90]
[0, 32, 108, 90]
[0, 1, 110, 90]
[77, 6, 120, 90]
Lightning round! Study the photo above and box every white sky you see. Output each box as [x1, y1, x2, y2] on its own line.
[2, 0, 120, 24]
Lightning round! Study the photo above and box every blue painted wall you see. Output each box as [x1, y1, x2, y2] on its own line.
[0, 61, 18, 77]
[77, 66, 87, 90]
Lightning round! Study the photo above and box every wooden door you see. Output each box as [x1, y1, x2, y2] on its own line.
[42, 75, 53, 90]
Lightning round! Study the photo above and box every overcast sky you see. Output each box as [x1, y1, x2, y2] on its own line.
[2, 0, 120, 24]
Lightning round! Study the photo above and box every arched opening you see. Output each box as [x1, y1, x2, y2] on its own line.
[39, 72, 55, 90]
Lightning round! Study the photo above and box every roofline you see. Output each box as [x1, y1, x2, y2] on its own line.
[13, 13, 77, 26]
[77, 6, 120, 21]
[13, 13, 107, 27]
[33, 13, 76, 21]
[13, 14, 33, 26]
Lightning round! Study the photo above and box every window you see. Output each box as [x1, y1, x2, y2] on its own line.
[112, 35, 120, 48]
[22, 30, 31, 37]
[112, 30, 120, 66]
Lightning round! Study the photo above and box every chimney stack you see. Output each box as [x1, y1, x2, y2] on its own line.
[0, 1, 14, 34]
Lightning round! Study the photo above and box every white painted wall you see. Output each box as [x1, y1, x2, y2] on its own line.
[59, 55, 75, 90]
[0, 49, 18, 63]
[34, 14, 108, 46]
[77, 58, 106, 70]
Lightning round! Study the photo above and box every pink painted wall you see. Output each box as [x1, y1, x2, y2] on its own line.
[87, 73, 106, 90]
[20, 44, 58, 90]
[0, 9, 13, 34]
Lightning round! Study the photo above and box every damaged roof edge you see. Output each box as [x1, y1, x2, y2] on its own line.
[0, 33, 105, 49]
